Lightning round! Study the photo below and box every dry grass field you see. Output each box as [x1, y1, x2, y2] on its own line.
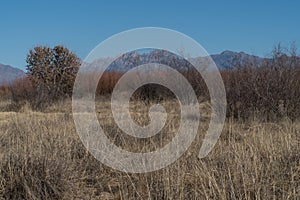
[0, 99, 299, 199]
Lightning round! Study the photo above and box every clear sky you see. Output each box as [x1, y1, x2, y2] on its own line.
[1, 0, 299, 70]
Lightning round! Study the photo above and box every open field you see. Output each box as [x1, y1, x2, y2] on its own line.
[0, 100, 299, 199]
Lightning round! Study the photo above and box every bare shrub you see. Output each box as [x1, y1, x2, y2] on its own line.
[0, 85, 10, 100]
[223, 44, 300, 121]
[8, 77, 36, 110]
[26, 45, 80, 107]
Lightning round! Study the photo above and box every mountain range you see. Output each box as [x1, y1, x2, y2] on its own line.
[0, 50, 266, 85]
[0, 64, 25, 85]
[210, 50, 265, 69]
[93, 50, 265, 72]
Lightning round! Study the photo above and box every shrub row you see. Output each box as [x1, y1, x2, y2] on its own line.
[5, 46, 300, 120]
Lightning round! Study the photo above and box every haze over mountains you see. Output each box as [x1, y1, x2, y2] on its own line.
[0, 64, 25, 85]
[0, 50, 266, 85]
[210, 50, 265, 69]
[90, 50, 265, 72]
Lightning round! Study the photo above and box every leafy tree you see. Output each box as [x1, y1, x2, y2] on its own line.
[26, 45, 80, 100]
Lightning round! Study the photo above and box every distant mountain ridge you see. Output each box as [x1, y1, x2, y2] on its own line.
[0, 64, 25, 85]
[211, 50, 266, 69]
[0, 50, 267, 85]
[90, 50, 267, 71]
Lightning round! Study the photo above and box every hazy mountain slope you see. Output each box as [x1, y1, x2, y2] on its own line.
[89, 50, 266, 71]
[0, 64, 25, 85]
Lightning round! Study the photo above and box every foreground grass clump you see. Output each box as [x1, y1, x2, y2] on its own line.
[0, 100, 299, 199]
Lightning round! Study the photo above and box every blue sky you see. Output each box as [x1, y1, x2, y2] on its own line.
[1, 0, 299, 70]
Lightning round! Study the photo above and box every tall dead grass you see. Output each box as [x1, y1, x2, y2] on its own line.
[0, 100, 299, 199]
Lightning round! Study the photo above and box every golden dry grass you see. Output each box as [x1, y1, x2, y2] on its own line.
[0, 100, 299, 199]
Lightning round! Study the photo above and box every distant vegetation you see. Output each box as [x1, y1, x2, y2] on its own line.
[1, 44, 300, 120]
[1, 46, 80, 109]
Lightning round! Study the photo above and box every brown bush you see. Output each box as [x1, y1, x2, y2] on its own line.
[26, 45, 80, 105]
[0, 85, 11, 100]
[8, 77, 35, 110]
[97, 70, 123, 96]
[222, 44, 300, 121]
